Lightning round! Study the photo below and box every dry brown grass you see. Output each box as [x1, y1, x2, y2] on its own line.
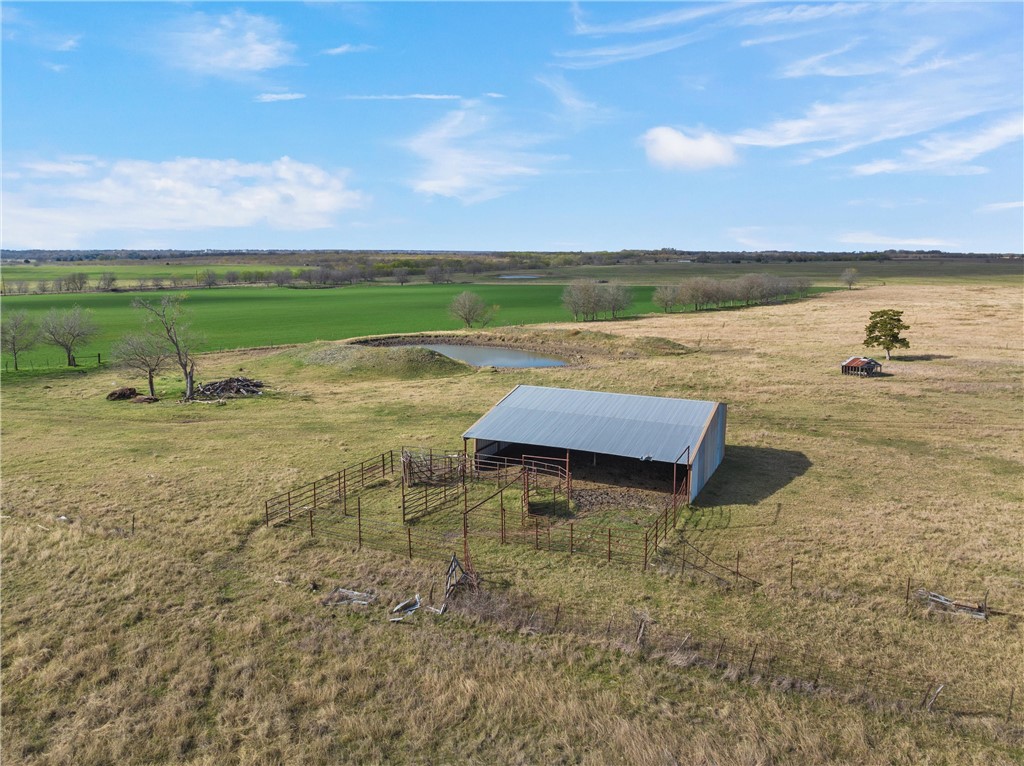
[2, 281, 1022, 764]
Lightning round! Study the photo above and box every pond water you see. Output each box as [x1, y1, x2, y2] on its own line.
[497, 274, 541, 279]
[418, 344, 566, 368]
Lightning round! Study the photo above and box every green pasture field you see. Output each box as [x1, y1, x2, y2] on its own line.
[0, 261, 270, 286]
[2, 283, 829, 369]
[2, 277, 1021, 764]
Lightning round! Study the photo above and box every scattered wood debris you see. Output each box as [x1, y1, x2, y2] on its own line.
[106, 387, 138, 401]
[321, 587, 376, 607]
[390, 594, 421, 622]
[193, 377, 265, 399]
[914, 589, 1011, 619]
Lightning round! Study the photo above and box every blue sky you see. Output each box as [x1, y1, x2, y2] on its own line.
[3, 2, 1022, 252]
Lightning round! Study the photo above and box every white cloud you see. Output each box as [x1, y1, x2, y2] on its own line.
[3, 156, 365, 248]
[43, 62, 68, 73]
[406, 102, 554, 203]
[977, 200, 1024, 213]
[344, 93, 461, 101]
[852, 116, 1023, 175]
[322, 43, 374, 55]
[641, 126, 737, 171]
[54, 35, 80, 52]
[838, 231, 958, 249]
[255, 92, 306, 103]
[167, 10, 294, 76]
[740, 3, 870, 27]
[571, 2, 733, 36]
[555, 30, 707, 69]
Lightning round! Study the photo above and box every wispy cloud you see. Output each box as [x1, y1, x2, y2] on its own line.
[838, 231, 958, 249]
[571, 2, 733, 36]
[728, 226, 794, 250]
[852, 116, 1023, 175]
[255, 92, 305, 103]
[536, 73, 611, 127]
[43, 62, 68, 73]
[739, 3, 871, 27]
[406, 102, 555, 203]
[977, 200, 1024, 213]
[54, 35, 80, 52]
[555, 30, 707, 69]
[3, 156, 365, 248]
[322, 43, 374, 56]
[165, 10, 294, 77]
[641, 127, 737, 171]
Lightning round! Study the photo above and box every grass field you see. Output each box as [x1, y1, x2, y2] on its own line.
[1, 282, 840, 370]
[2, 273, 1022, 764]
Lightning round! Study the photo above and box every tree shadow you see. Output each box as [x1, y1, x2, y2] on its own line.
[694, 446, 812, 507]
[890, 354, 955, 362]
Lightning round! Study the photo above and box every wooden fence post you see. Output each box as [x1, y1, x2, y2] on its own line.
[644, 530, 649, 571]
[735, 551, 741, 586]
[607, 529, 611, 562]
[357, 498, 362, 549]
[313, 482, 317, 510]
[407, 526, 413, 559]
[747, 643, 759, 675]
[1007, 688, 1015, 722]
[309, 505, 314, 537]
[265, 501, 269, 527]
[906, 575, 912, 605]
[500, 500, 505, 544]
[569, 523, 574, 556]
[287, 490, 292, 521]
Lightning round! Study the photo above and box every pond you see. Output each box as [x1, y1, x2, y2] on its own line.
[417, 344, 566, 368]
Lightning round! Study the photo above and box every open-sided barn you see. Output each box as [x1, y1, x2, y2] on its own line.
[462, 385, 727, 504]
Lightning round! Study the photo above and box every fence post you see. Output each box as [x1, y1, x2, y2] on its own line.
[97, 352, 102, 365]
[313, 482, 317, 510]
[643, 530, 649, 571]
[905, 575, 912, 605]
[607, 529, 611, 562]
[357, 498, 362, 549]
[381, 453, 386, 477]
[343, 471, 348, 515]
[390, 450, 395, 474]
[132, 514, 136, 535]
[407, 526, 413, 559]
[535, 519, 540, 550]
[747, 643, 759, 675]
[569, 523, 573, 556]
[462, 512, 469, 564]
[735, 551, 741, 586]
[1008, 688, 1015, 722]
[500, 500, 506, 544]
[265, 501, 270, 527]
[287, 490, 292, 521]
[309, 505, 314, 537]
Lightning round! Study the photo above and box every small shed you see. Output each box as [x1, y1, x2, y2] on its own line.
[841, 356, 882, 376]
[462, 385, 727, 503]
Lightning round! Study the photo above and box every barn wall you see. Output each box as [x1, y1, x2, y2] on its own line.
[688, 403, 727, 502]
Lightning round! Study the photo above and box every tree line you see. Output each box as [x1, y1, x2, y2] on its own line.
[650, 274, 812, 314]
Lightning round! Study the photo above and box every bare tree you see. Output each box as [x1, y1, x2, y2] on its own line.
[393, 267, 410, 285]
[65, 272, 89, 292]
[449, 291, 495, 327]
[652, 284, 682, 313]
[224, 270, 240, 284]
[40, 305, 99, 366]
[425, 265, 445, 284]
[562, 280, 604, 321]
[271, 269, 294, 287]
[603, 283, 633, 319]
[35, 280, 49, 294]
[112, 331, 171, 396]
[1, 310, 40, 371]
[840, 268, 860, 290]
[96, 272, 118, 291]
[200, 269, 219, 288]
[150, 276, 164, 290]
[132, 296, 201, 400]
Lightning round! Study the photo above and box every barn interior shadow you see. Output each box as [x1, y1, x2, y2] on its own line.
[693, 446, 812, 507]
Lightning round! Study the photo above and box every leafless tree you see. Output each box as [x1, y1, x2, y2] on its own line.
[449, 291, 495, 327]
[1, 310, 40, 371]
[200, 269, 219, 288]
[96, 272, 118, 291]
[65, 272, 89, 292]
[224, 270, 240, 284]
[132, 296, 201, 400]
[603, 283, 633, 319]
[425, 266, 445, 284]
[841, 268, 860, 290]
[150, 276, 164, 290]
[271, 270, 293, 286]
[35, 280, 50, 294]
[562, 280, 603, 321]
[652, 284, 682, 313]
[40, 305, 99, 366]
[393, 267, 410, 285]
[113, 331, 171, 396]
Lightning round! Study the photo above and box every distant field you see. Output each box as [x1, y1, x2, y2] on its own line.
[0, 284, 664, 366]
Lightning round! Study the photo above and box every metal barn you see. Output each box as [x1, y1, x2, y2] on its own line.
[462, 385, 727, 504]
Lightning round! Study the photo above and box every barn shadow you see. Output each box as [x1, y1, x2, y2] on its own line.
[693, 446, 811, 507]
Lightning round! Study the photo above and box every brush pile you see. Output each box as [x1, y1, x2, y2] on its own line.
[193, 377, 265, 399]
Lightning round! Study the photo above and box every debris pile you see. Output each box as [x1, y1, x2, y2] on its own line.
[321, 587, 376, 607]
[131, 395, 159, 404]
[914, 589, 1010, 619]
[193, 377, 265, 399]
[106, 387, 138, 401]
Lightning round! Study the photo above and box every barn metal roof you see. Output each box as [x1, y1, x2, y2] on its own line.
[463, 385, 721, 465]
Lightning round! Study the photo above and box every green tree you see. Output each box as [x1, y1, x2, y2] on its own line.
[864, 309, 910, 360]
